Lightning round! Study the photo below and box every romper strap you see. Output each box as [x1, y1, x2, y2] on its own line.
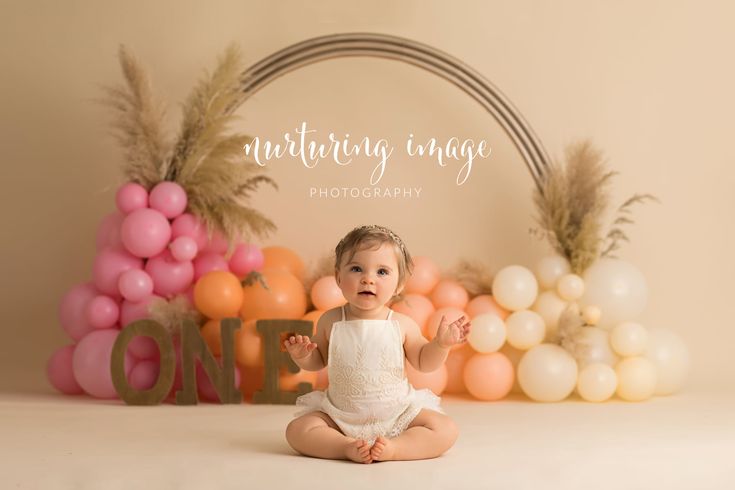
[386, 308, 393, 320]
[341, 304, 346, 322]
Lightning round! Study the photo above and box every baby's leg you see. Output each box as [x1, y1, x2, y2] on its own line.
[286, 411, 372, 463]
[371, 409, 458, 461]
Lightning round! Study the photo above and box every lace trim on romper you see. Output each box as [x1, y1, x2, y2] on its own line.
[294, 306, 443, 444]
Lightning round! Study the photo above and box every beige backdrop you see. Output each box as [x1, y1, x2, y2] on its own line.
[1, 0, 733, 394]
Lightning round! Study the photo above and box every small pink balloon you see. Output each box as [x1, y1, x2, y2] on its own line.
[145, 250, 194, 296]
[72, 329, 133, 399]
[202, 229, 229, 254]
[404, 256, 441, 295]
[121, 208, 172, 258]
[406, 362, 448, 395]
[149, 181, 188, 219]
[93, 247, 143, 297]
[95, 212, 125, 251]
[430, 280, 470, 310]
[310, 276, 345, 311]
[85, 295, 120, 329]
[118, 269, 154, 302]
[129, 360, 160, 391]
[196, 361, 241, 402]
[391, 294, 435, 331]
[128, 335, 160, 360]
[171, 213, 208, 249]
[115, 182, 149, 214]
[58, 282, 97, 341]
[120, 295, 162, 327]
[170, 235, 198, 262]
[193, 252, 229, 281]
[228, 243, 264, 278]
[466, 294, 510, 320]
[46, 345, 83, 394]
[463, 352, 514, 401]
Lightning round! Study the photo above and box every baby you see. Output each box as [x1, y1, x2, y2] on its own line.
[284, 225, 471, 463]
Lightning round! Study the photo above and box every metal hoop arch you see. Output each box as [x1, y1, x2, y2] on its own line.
[235, 33, 550, 188]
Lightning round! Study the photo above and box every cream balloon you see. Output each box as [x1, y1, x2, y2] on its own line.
[517, 344, 577, 402]
[615, 357, 657, 401]
[576, 363, 617, 402]
[582, 305, 601, 326]
[492, 265, 538, 311]
[580, 258, 648, 330]
[556, 274, 585, 301]
[531, 290, 567, 340]
[467, 313, 506, 353]
[610, 322, 648, 357]
[505, 310, 545, 350]
[534, 256, 571, 290]
[572, 327, 619, 368]
[644, 327, 690, 395]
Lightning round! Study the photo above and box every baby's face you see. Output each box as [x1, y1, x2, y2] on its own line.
[335, 241, 402, 315]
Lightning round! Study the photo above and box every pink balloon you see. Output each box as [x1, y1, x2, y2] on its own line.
[169, 236, 198, 262]
[310, 276, 345, 311]
[129, 360, 160, 391]
[128, 335, 160, 360]
[58, 282, 97, 341]
[391, 294, 435, 331]
[406, 362, 448, 395]
[120, 208, 172, 258]
[228, 243, 264, 278]
[85, 295, 120, 329]
[404, 256, 441, 295]
[202, 229, 228, 254]
[466, 294, 510, 320]
[115, 182, 149, 214]
[95, 212, 125, 251]
[46, 345, 83, 394]
[120, 295, 162, 327]
[196, 361, 241, 402]
[93, 247, 143, 297]
[171, 213, 208, 249]
[463, 352, 514, 401]
[149, 181, 188, 219]
[118, 269, 154, 302]
[193, 252, 229, 281]
[72, 329, 133, 399]
[145, 250, 194, 296]
[430, 280, 470, 310]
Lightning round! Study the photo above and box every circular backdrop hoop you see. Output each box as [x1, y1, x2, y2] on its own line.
[235, 32, 550, 188]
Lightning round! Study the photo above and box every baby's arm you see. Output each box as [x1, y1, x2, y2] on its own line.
[283, 312, 330, 371]
[403, 314, 471, 372]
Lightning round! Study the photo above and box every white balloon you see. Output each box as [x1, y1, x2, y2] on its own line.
[580, 258, 648, 329]
[505, 310, 545, 350]
[577, 363, 618, 402]
[492, 265, 538, 311]
[582, 305, 601, 326]
[467, 313, 506, 353]
[610, 322, 648, 357]
[518, 344, 577, 402]
[644, 327, 690, 395]
[531, 290, 567, 340]
[556, 274, 585, 301]
[573, 327, 619, 368]
[534, 256, 571, 290]
[615, 357, 657, 401]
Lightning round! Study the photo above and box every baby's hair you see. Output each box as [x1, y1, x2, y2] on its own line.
[335, 225, 414, 287]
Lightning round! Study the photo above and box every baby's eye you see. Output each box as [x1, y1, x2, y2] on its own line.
[378, 268, 390, 276]
[350, 266, 362, 272]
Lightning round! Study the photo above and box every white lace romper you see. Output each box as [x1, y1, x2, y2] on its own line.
[294, 305, 443, 444]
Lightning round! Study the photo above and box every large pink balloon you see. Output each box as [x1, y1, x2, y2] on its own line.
[171, 213, 208, 249]
[118, 269, 154, 302]
[145, 250, 195, 296]
[149, 181, 187, 219]
[404, 256, 440, 295]
[115, 182, 148, 214]
[463, 352, 514, 401]
[58, 282, 97, 341]
[202, 229, 229, 254]
[119, 295, 162, 327]
[129, 359, 160, 391]
[128, 335, 160, 360]
[47, 345, 83, 394]
[72, 329, 133, 399]
[85, 295, 120, 329]
[93, 247, 143, 297]
[391, 294, 435, 331]
[120, 208, 172, 258]
[229, 243, 264, 278]
[193, 252, 229, 281]
[310, 276, 345, 311]
[169, 236, 198, 262]
[95, 212, 125, 251]
[430, 280, 469, 310]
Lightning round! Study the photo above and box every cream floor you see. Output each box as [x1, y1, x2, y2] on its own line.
[1, 388, 733, 490]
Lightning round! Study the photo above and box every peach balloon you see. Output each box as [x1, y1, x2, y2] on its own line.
[235, 319, 263, 367]
[405, 362, 448, 394]
[466, 295, 510, 320]
[240, 268, 307, 321]
[424, 307, 467, 347]
[444, 344, 475, 394]
[463, 352, 514, 401]
[262, 246, 305, 281]
[500, 343, 525, 394]
[239, 365, 264, 402]
[404, 256, 440, 295]
[310, 276, 345, 311]
[301, 310, 324, 334]
[280, 367, 318, 391]
[430, 280, 469, 310]
[200, 318, 223, 357]
[391, 294, 435, 331]
[193, 271, 244, 320]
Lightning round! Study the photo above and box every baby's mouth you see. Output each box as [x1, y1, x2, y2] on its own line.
[358, 291, 376, 296]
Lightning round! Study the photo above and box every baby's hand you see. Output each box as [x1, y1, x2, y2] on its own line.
[284, 334, 318, 360]
[435, 315, 471, 349]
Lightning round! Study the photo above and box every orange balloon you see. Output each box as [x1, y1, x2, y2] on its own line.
[466, 294, 510, 320]
[200, 318, 223, 357]
[425, 307, 468, 349]
[301, 310, 323, 334]
[234, 319, 263, 367]
[279, 367, 318, 391]
[391, 294, 435, 332]
[262, 246, 305, 281]
[240, 268, 308, 321]
[239, 365, 264, 402]
[430, 280, 469, 310]
[444, 343, 476, 394]
[194, 271, 244, 319]
[463, 352, 514, 401]
[310, 276, 345, 311]
[405, 362, 448, 394]
[404, 256, 440, 295]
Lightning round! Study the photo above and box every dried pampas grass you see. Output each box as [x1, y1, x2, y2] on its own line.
[148, 295, 204, 335]
[450, 259, 494, 297]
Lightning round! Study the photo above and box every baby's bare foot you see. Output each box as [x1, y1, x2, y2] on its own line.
[345, 438, 373, 464]
[370, 436, 396, 462]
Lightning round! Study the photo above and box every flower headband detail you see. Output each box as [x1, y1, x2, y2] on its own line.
[339, 224, 407, 253]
